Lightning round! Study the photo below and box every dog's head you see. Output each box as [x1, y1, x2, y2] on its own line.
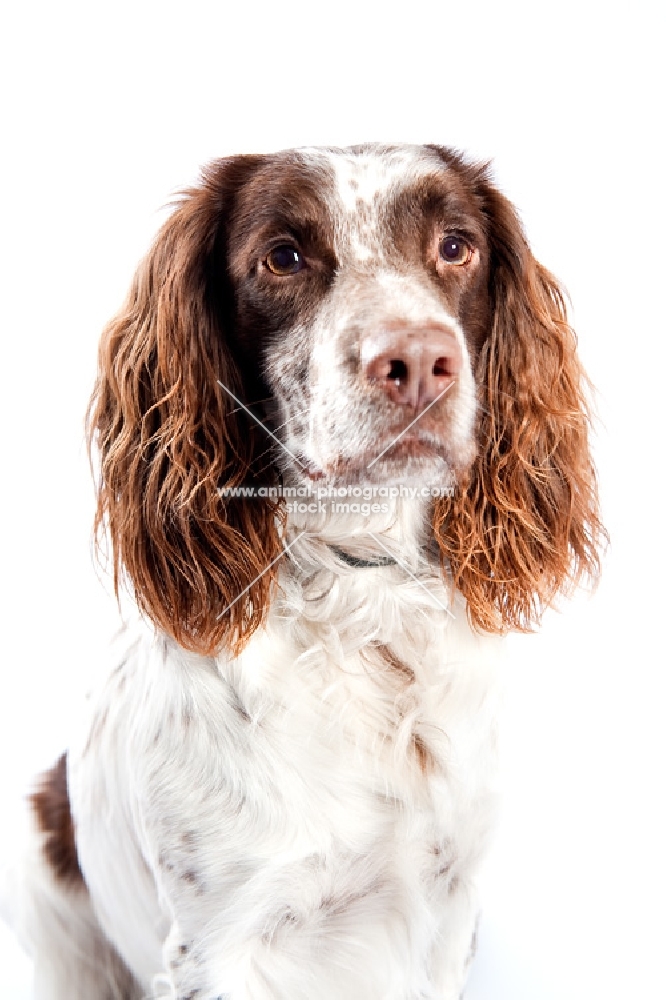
[89, 144, 604, 653]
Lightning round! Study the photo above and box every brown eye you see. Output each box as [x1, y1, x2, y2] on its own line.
[265, 245, 305, 276]
[439, 236, 473, 266]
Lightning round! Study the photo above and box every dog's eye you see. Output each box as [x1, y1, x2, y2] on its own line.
[439, 236, 473, 266]
[265, 245, 304, 276]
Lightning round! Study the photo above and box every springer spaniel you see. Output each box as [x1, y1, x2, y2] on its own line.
[8, 144, 603, 999]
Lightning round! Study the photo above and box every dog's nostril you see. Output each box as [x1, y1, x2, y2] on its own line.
[388, 359, 408, 381]
[362, 326, 461, 409]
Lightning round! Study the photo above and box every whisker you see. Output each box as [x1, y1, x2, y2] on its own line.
[252, 458, 281, 480]
[226, 396, 273, 417]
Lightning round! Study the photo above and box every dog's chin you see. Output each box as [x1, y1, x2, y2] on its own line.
[291, 445, 462, 491]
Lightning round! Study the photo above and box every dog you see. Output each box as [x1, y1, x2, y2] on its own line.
[7, 144, 603, 999]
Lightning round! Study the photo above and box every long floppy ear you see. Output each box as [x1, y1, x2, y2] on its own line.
[434, 172, 606, 632]
[87, 158, 284, 655]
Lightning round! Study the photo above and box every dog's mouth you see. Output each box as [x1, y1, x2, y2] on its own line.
[372, 435, 442, 462]
[295, 434, 456, 488]
[261, 398, 465, 489]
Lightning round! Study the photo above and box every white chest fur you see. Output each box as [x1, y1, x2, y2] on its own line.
[69, 553, 503, 999]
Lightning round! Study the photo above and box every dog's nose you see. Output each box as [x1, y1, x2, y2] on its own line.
[362, 325, 462, 410]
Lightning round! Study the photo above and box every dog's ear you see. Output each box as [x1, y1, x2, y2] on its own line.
[88, 157, 285, 655]
[434, 165, 605, 632]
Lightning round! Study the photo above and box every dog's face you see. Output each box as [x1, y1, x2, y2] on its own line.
[223, 145, 491, 487]
[90, 143, 603, 653]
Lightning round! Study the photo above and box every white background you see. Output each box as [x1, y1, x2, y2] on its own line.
[1, 1, 664, 997]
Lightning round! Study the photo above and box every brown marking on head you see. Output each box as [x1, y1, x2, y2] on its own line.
[386, 163, 492, 360]
[30, 753, 83, 886]
[226, 154, 338, 356]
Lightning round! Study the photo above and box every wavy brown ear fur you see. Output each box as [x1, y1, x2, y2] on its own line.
[434, 172, 606, 632]
[88, 157, 284, 655]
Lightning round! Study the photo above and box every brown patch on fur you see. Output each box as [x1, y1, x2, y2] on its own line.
[30, 754, 83, 885]
[227, 154, 337, 356]
[387, 166, 491, 361]
[182, 869, 206, 895]
[412, 733, 435, 774]
[375, 643, 415, 683]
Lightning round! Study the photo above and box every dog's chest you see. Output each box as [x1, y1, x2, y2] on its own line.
[221, 573, 503, 887]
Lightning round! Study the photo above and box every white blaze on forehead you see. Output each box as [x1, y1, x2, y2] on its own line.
[299, 146, 445, 263]
[326, 147, 441, 212]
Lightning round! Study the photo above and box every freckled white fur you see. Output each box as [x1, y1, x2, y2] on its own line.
[274, 149, 477, 481]
[7, 508, 503, 1000]
[323, 147, 443, 265]
[311, 146, 441, 217]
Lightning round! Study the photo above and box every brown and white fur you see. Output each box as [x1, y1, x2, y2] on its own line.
[4, 144, 603, 999]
